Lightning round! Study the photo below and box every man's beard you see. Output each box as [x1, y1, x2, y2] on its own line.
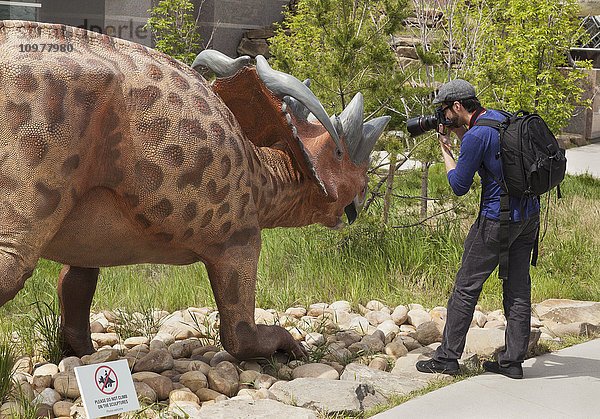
[446, 110, 461, 128]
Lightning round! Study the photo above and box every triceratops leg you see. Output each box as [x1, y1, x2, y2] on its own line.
[57, 265, 99, 357]
[205, 239, 307, 360]
[0, 253, 36, 307]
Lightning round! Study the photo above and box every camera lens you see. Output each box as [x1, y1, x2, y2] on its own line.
[407, 114, 438, 137]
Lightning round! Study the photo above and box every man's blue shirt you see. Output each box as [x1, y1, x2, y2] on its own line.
[446, 109, 540, 221]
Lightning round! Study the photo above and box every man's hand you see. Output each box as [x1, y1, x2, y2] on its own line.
[438, 124, 458, 174]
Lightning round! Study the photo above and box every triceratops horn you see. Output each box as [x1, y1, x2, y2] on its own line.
[339, 93, 365, 163]
[191, 49, 251, 78]
[283, 79, 311, 120]
[355, 116, 391, 165]
[255, 55, 342, 154]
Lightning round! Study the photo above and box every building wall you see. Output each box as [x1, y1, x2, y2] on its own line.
[0, 0, 289, 53]
[194, 0, 288, 56]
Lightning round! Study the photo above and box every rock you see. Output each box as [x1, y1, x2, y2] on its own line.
[207, 361, 239, 397]
[169, 388, 199, 403]
[487, 309, 506, 323]
[179, 371, 208, 393]
[464, 327, 505, 358]
[292, 363, 339, 380]
[342, 362, 429, 397]
[285, 306, 307, 318]
[391, 353, 434, 378]
[366, 300, 387, 311]
[531, 316, 544, 328]
[1, 401, 24, 417]
[348, 341, 372, 355]
[365, 310, 392, 326]
[199, 398, 317, 418]
[330, 300, 352, 312]
[360, 333, 385, 353]
[473, 310, 487, 328]
[336, 330, 362, 347]
[132, 371, 174, 401]
[533, 299, 600, 325]
[13, 356, 32, 374]
[134, 381, 157, 403]
[53, 371, 80, 399]
[168, 339, 195, 359]
[133, 349, 175, 373]
[288, 327, 306, 340]
[196, 387, 225, 402]
[415, 321, 443, 345]
[33, 387, 61, 407]
[271, 377, 384, 415]
[385, 341, 409, 358]
[459, 352, 479, 370]
[32, 363, 57, 389]
[91, 332, 119, 346]
[158, 318, 199, 340]
[53, 400, 74, 417]
[528, 328, 542, 352]
[392, 305, 409, 325]
[407, 309, 431, 328]
[484, 320, 506, 328]
[210, 350, 239, 366]
[255, 307, 275, 324]
[305, 332, 325, 346]
[307, 302, 331, 317]
[376, 319, 399, 338]
[90, 320, 105, 333]
[552, 322, 600, 337]
[255, 388, 276, 400]
[430, 307, 447, 322]
[124, 336, 149, 348]
[58, 356, 83, 372]
[397, 335, 422, 351]
[348, 316, 370, 334]
[168, 400, 203, 417]
[252, 374, 275, 390]
[187, 360, 211, 375]
[87, 348, 119, 364]
[33, 362, 58, 377]
[239, 369, 261, 386]
[151, 332, 175, 347]
[368, 357, 389, 372]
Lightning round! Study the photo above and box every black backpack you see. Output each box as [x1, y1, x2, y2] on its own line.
[474, 110, 566, 279]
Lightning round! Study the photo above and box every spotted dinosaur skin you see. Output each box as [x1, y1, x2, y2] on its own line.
[0, 21, 379, 360]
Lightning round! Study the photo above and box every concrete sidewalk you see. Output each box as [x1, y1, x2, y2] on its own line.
[565, 142, 600, 178]
[373, 338, 600, 418]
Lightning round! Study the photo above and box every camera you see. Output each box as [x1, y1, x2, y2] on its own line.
[406, 106, 451, 137]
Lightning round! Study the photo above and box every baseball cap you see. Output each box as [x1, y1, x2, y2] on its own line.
[432, 79, 476, 104]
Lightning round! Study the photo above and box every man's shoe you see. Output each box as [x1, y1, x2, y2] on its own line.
[416, 358, 459, 375]
[482, 360, 523, 379]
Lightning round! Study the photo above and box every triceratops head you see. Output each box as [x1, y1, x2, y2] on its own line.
[192, 50, 390, 229]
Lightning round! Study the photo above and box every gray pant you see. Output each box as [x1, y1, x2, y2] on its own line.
[434, 213, 540, 366]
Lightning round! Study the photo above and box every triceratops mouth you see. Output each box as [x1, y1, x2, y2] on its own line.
[344, 202, 358, 225]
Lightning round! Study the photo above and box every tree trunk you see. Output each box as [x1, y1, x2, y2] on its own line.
[382, 155, 396, 224]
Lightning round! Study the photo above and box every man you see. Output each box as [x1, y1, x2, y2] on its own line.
[415, 79, 540, 379]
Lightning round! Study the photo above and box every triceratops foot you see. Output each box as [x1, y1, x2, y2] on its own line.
[254, 324, 308, 360]
[59, 325, 95, 358]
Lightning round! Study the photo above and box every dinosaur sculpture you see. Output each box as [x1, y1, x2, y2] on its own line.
[0, 21, 390, 360]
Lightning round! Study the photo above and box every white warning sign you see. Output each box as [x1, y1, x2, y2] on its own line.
[74, 359, 140, 418]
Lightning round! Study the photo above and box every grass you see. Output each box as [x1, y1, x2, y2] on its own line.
[0, 341, 16, 404]
[0, 171, 599, 349]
